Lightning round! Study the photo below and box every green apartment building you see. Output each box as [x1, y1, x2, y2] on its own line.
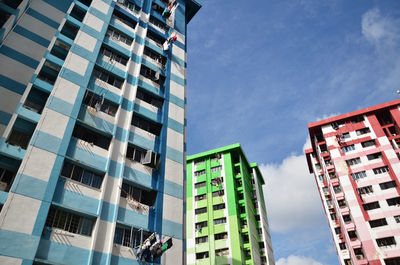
[186, 144, 275, 265]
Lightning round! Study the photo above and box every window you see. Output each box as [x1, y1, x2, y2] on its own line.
[82, 91, 118, 117]
[387, 197, 400, 206]
[114, 225, 144, 247]
[143, 47, 166, 66]
[333, 185, 342, 193]
[194, 160, 205, 165]
[351, 116, 364, 123]
[342, 132, 350, 139]
[195, 182, 206, 189]
[356, 127, 370, 136]
[131, 114, 162, 136]
[330, 213, 336, 220]
[369, 218, 387, 228]
[236, 179, 243, 187]
[341, 145, 355, 153]
[113, 9, 137, 29]
[343, 215, 351, 223]
[376, 236, 396, 247]
[335, 227, 341, 234]
[210, 166, 222, 173]
[93, 67, 123, 88]
[0, 167, 16, 192]
[348, 230, 357, 240]
[380, 180, 397, 190]
[45, 207, 94, 236]
[100, 46, 128, 65]
[195, 221, 207, 230]
[338, 199, 346, 207]
[211, 157, 220, 162]
[363, 201, 380, 211]
[361, 140, 375, 148]
[384, 257, 400, 265]
[195, 207, 207, 215]
[214, 217, 226, 225]
[196, 252, 209, 260]
[118, 0, 140, 13]
[213, 203, 225, 211]
[195, 194, 206, 201]
[120, 182, 157, 207]
[106, 27, 133, 45]
[149, 15, 168, 31]
[195, 236, 208, 244]
[346, 157, 361, 166]
[215, 232, 228, 240]
[367, 152, 381, 160]
[6, 129, 32, 149]
[126, 145, 160, 169]
[212, 190, 224, 197]
[136, 88, 164, 109]
[373, 166, 390, 175]
[215, 248, 229, 256]
[72, 124, 112, 150]
[351, 171, 367, 181]
[194, 170, 206, 177]
[61, 161, 103, 189]
[394, 216, 400, 223]
[357, 185, 373, 195]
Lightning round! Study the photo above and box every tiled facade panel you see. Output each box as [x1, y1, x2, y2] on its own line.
[0, 0, 200, 264]
[306, 100, 400, 265]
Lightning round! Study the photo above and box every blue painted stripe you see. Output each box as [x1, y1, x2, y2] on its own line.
[0, 230, 40, 260]
[171, 53, 185, 67]
[121, 97, 133, 111]
[0, 45, 39, 69]
[169, 94, 184, 108]
[166, 146, 183, 164]
[128, 133, 156, 152]
[0, 137, 26, 160]
[42, 0, 72, 12]
[96, 58, 126, 80]
[108, 159, 123, 178]
[30, 130, 62, 155]
[70, 43, 99, 63]
[115, 126, 129, 143]
[89, 6, 109, 21]
[117, 206, 149, 229]
[11, 174, 48, 201]
[123, 166, 152, 189]
[0, 110, 12, 126]
[133, 104, 161, 123]
[162, 219, 182, 239]
[53, 178, 100, 217]
[77, 107, 115, 136]
[17, 105, 41, 124]
[14, 25, 50, 47]
[126, 74, 138, 86]
[173, 39, 185, 51]
[46, 96, 75, 118]
[142, 58, 163, 72]
[170, 73, 185, 86]
[109, 19, 136, 41]
[144, 40, 165, 56]
[26, 8, 59, 29]
[164, 180, 183, 199]
[135, 34, 145, 45]
[0, 190, 7, 204]
[167, 118, 184, 134]
[32, 78, 53, 94]
[103, 37, 130, 58]
[36, 239, 91, 264]
[100, 201, 117, 222]
[88, 82, 122, 106]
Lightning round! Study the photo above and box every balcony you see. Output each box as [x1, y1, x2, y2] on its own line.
[116, 0, 140, 18]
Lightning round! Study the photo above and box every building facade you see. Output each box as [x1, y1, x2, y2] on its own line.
[305, 99, 400, 265]
[186, 144, 275, 265]
[0, 0, 200, 264]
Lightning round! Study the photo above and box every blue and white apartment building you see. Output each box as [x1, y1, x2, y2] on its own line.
[0, 0, 200, 264]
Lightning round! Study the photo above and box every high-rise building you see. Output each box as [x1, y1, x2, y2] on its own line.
[186, 144, 275, 265]
[305, 99, 400, 265]
[0, 0, 200, 264]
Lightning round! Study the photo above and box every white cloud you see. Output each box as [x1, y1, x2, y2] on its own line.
[260, 148, 325, 233]
[276, 255, 325, 265]
[361, 8, 400, 47]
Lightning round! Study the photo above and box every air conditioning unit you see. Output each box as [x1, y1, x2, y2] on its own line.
[356, 255, 364, 260]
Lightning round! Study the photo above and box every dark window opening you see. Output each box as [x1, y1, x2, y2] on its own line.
[114, 225, 149, 248]
[82, 91, 119, 117]
[140, 65, 165, 85]
[343, 215, 351, 223]
[60, 21, 79, 40]
[61, 161, 103, 189]
[195, 236, 208, 244]
[384, 257, 400, 265]
[363, 201, 380, 211]
[126, 144, 160, 169]
[131, 114, 162, 136]
[23, 87, 49, 114]
[146, 30, 164, 46]
[380, 180, 397, 190]
[143, 47, 166, 66]
[2, 0, 23, 9]
[339, 243, 346, 250]
[113, 9, 137, 29]
[118, 0, 141, 13]
[70, 5, 86, 22]
[387, 197, 400, 207]
[196, 252, 209, 260]
[6, 118, 35, 149]
[45, 207, 94, 236]
[149, 15, 168, 31]
[369, 218, 388, 228]
[106, 26, 133, 45]
[0, 167, 16, 192]
[195, 194, 206, 201]
[356, 127, 370, 136]
[367, 152, 382, 160]
[195, 207, 207, 215]
[50, 39, 71, 61]
[92, 67, 123, 88]
[376, 110, 393, 126]
[361, 140, 375, 148]
[377, 236, 396, 247]
[72, 124, 111, 149]
[215, 232, 228, 240]
[120, 182, 157, 207]
[100, 46, 128, 65]
[37, 61, 61, 85]
[0, 9, 11, 27]
[348, 230, 357, 240]
[213, 203, 225, 211]
[77, 0, 92, 7]
[214, 217, 226, 225]
[136, 88, 164, 109]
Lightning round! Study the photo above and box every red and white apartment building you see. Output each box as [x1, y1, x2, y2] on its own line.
[305, 99, 400, 265]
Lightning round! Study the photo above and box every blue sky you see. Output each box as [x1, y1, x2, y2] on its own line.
[185, 0, 400, 264]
